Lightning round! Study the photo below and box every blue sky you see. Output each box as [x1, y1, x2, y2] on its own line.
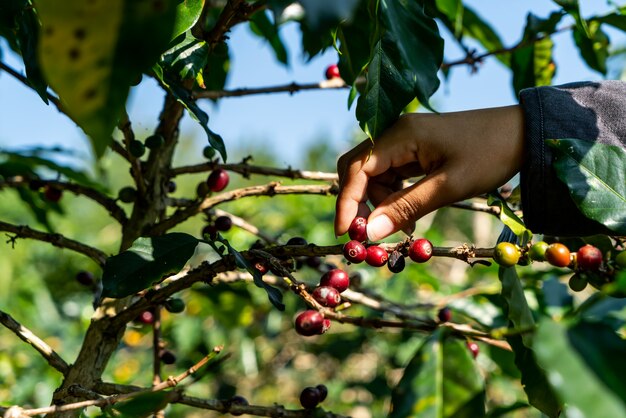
[0, 1, 621, 167]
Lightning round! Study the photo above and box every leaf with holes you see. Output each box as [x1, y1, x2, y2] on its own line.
[102, 233, 199, 298]
[548, 138, 626, 234]
[37, 0, 177, 157]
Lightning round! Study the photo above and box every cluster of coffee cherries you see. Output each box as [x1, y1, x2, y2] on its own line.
[294, 268, 348, 336]
[201, 214, 233, 240]
[342, 216, 434, 273]
[299, 384, 328, 409]
[494, 240, 626, 292]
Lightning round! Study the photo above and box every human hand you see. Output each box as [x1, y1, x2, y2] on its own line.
[335, 105, 526, 241]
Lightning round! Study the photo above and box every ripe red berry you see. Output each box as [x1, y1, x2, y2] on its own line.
[321, 319, 331, 334]
[75, 271, 95, 287]
[348, 216, 368, 242]
[324, 64, 340, 80]
[312, 286, 341, 308]
[320, 269, 350, 293]
[214, 216, 232, 231]
[207, 169, 229, 192]
[253, 259, 269, 275]
[545, 243, 571, 268]
[576, 244, 603, 271]
[137, 311, 154, 325]
[300, 386, 321, 409]
[343, 240, 367, 263]
[43, 185, 63, 203]
[467, 341, 479, 359]
[437, 307, 451, 323]
[366, 245, 388, 267]
[295, 310, 324, 336]
[409, 238, 433, 263]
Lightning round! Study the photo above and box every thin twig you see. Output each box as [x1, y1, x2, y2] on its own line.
[0, 221, 108, 266]
[213, 208, 276, 243]
[0, 310, 69, 374]
[118, 112, 147, 196]
[150, 183, 338, 235]
[193, 78, 348, 100]
[15, 347, 223, 416]
[171, 160, 338, 181]
[0, 177, 128, 225]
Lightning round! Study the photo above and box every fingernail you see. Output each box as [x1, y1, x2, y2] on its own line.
[367, 215, 395, 242]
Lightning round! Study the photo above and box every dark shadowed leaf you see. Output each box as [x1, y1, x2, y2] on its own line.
[111, 391, 173, 418]
[102, 233, 199, 298]
[548, 139, 626, 234]
[573, 22, 609, 75]
[389, 329, 485, 418]
[535, 319, 626, 417]
[249, 10, 288, 65]
[37, 0, 177, 157]
[499, 267, 561, 417]
[299, 0, 360, 33]
[161, 32, 208, 82]
[336, 1, 374, 85]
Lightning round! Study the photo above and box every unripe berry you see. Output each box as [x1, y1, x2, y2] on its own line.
[493, 242, 520, 267]
[196, 181, 210, 198]
[207, 169, 229, 192]
[43, 185, 63, 203]
[287, 236, 308, 246]
[128, 139, 145, 157]
[529, 241, 549, 261]
[324, 64, 341, 80]
[203, 146, 216, 159]
[145, 134, 164, 149]
[437, 307, 451, 323]
[159, 349, 176, 365]
[75, 271, 95, 287]
[467, 341, 479, 359]
[409, 238, 433, 263]
[616, 250, 626, 269]
[312, 286, 341, 308]
[300, 386, 321, 409]
[348, 216, 368, 242]
[118, 186, 137, 203]
[545, 243, 571, 268]
[366, 245, 388, 267]
[576, 244, 603, 271]
[164, 298, 185, 313]
[387, 250, 405, 273]
[568, 273, 588, 292]
[343, 240, 367, 263]
[295, 310, 324, 336]
[320, 269, 350, 293]
[166, 180, 176, 194]
[214, 216, 232, 231]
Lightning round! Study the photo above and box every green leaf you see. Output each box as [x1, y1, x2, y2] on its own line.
[548, 139, 626, 235]
[102, 233, 199, 298]
[171, 0, 204, 41]
[380, 0, 443, 110]
[37, 0, 177, 157]
[299, 0, 360, 33]
[487, 194, 530, 240]
[153, 66, 227, 161]
[535, 319, 626, 417]
[249, 10, 288, 66]
[573, 21, 609, 74]
[222, 240, 285, 311]
[389, 329, 485, 418]
[111, 391, 172, 418]
[336, 1, 374, 85]
[161, 32, 208, 82]
[203, 41, 230, 92]
[498, 267, 562, 417]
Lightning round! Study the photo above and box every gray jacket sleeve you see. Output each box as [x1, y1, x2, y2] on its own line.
[519, 81, 626, 236]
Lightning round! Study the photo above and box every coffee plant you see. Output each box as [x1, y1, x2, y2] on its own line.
[1, 1, 625, 417]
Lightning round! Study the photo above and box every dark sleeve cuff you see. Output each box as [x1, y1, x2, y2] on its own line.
[519, 82, 624, 236]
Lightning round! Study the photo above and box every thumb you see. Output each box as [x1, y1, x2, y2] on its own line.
[366, 172, 451, 241]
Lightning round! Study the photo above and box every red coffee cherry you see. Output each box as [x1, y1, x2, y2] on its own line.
[409, 238, 433, 263]
[324, 64, 340, 80]
[321, 319, 332, 334]
[437, 307, 452, 323]
[137, 311, 154, 325]
[343, 240, 367, 263]
[312, 286, 341, 308]
[348, 216, 368, 242]
[365, 245, 388, 267]
[545, 243, 571, 268]
[43, 185, 63, 203]
[576, 244, 603, 271]
[295, 310, 324, 336]
[207, 169, 229, 192]
[467, 341, 479, 359]
[320, 269, 350, 293]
